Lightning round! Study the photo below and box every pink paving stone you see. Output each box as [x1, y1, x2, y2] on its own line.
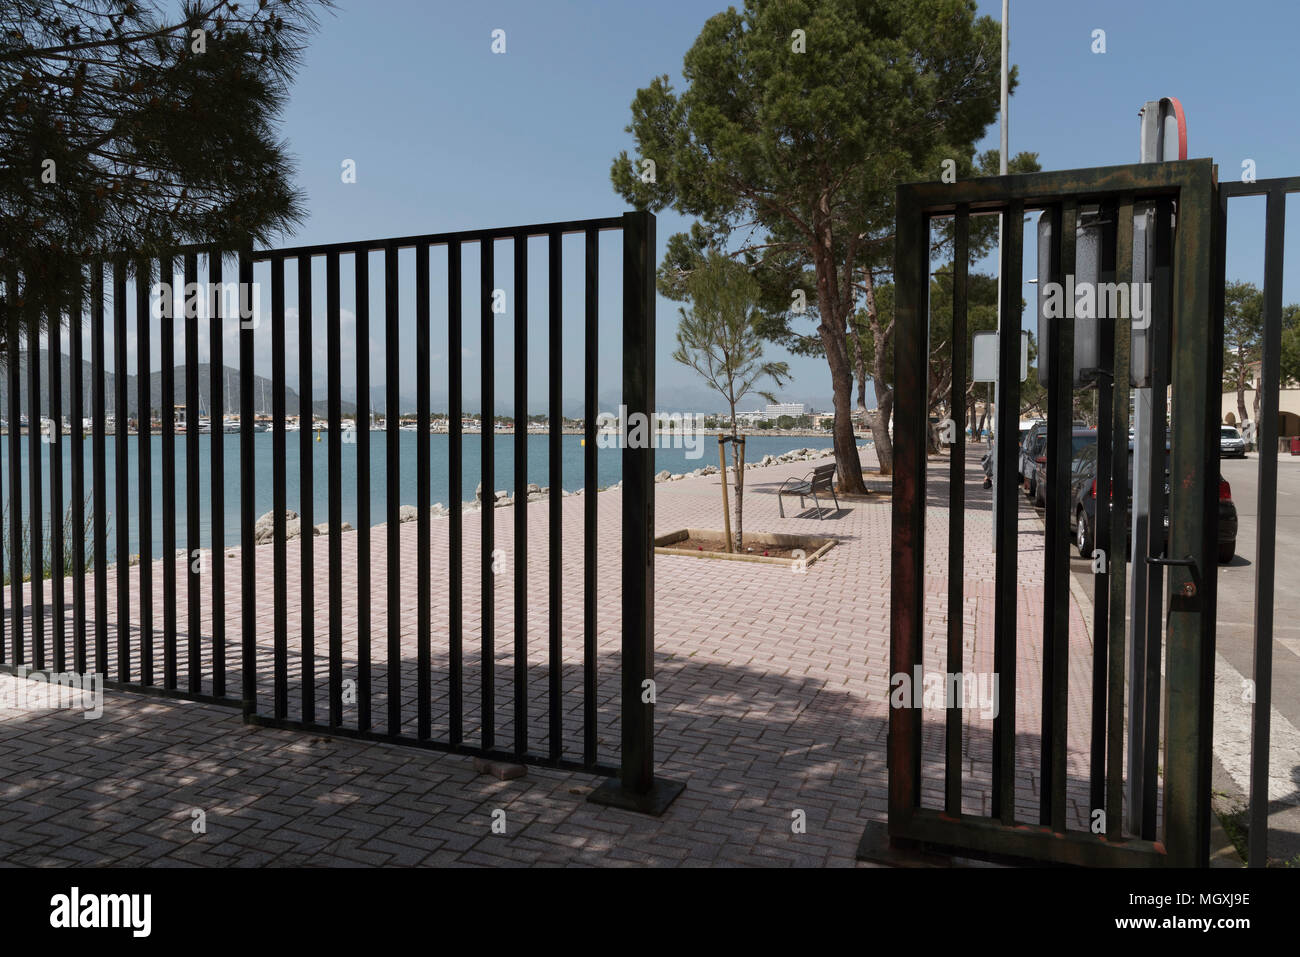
[0, 442, 1114, 865]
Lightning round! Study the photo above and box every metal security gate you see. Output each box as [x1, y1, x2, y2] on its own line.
[886, 160, 1220, 866]
[0, 210, 679, 814]
[1217, 175, 1299, 866]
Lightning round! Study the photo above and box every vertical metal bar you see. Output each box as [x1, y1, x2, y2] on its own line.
[91, 264, 107, 675]
[355, 250, 372, 731]
[160, 255, 177, 690]
[480, 238, 495, 752]
[0, 270, 9, 668]
[1247, 187, 1285, 867]
[945, 206, 969, 815]
[49, 292, 65, 673]
[6, 279, 21, 667]
[620, 209, 656, 794]
[135, 262, 153, 686]
[184, 253, 201, 693]
[209, 253, 225, 697]
[1142, 198, 1174, 839]
[111, 261, 128, 680]
[28, 272, 46, 669]
[327, 252, 343, 726]
[992, 200, 1024, 825]
[1106, 196, 1134, 841]
[448, 241, 464, 745]
[6, 283, 21, 670]
[583, 227, 599, 768]
[239, 252, 256, 716]
[548, 229, 563, 761]
[513, 234, 528, 757]
[297, 252, 314, 717]
[384, 243, 401, 736]
[416, 243, 431, 740]
[1090, 201, 1118, 815]
[298, 255, 314, 723]
[70, 280, 86, 675]
[271, 256, 287, 718]
[1163, 166, 1216, 868]
[890, 193, 927, 828]
[1042, 201, 1075, 832]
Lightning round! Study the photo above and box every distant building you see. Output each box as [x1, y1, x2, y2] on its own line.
[1222, 360, 1300, 438]
[765, 402, 805, 417]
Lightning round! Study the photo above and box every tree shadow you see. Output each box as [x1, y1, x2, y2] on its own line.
[0, 639, 1113, 867]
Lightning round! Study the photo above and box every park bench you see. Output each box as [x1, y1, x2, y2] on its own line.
[777, 463, 840, 519]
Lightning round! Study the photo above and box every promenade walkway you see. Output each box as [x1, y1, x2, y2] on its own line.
[0, 444, 1096, 866]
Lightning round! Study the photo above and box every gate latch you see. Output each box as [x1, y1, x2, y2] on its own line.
[1146, 554, 1198, 597]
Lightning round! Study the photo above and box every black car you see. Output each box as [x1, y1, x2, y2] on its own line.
[1031, 428, 1097, 509]
[1069, 443, 1238, 565]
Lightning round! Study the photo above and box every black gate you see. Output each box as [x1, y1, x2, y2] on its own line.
[0, 210, 679, 814]
[886, 160, 1221, 866]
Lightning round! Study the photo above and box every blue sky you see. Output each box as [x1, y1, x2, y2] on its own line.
[241, 0, 1300, 415]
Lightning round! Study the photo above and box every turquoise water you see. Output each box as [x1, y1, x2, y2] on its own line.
[0, 432, 840, 559]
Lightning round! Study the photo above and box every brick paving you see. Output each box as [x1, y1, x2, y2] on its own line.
[0, 443, 1099, 866]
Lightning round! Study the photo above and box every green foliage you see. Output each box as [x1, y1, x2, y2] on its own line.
[1280, 304, 1300, 388]
[1, 494, 99, 584]
[672, 251, 790, 431]
[1, 0, 331, 325]
[612, 0, 1011, 479]
[1222, 281, 1264, 397]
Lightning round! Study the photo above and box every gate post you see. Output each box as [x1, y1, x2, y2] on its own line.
[588, 210, 684, 815]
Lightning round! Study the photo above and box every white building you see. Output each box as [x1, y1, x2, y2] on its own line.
[764, 402, 806, 417]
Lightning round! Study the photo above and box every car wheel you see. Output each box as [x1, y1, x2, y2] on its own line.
[1217, 541, 1235, 565]
[1076, 507, 1094, 559]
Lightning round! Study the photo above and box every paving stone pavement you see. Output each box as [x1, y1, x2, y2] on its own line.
[0, 443, 1098, 866]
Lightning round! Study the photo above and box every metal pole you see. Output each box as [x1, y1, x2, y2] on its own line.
[588, 210, 683, 815]
[993, 0, 1009, 551]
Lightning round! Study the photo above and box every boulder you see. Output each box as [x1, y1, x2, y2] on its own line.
[655, 470, 671, 483]
[254, 509, 300, 545]
[398, 504, 418, 523]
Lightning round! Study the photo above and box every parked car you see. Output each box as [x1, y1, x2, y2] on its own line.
[1022, 432, 1047, 499]
[1031, 428, 1097, 508]
[1018, 420, 1047, 483]
[1069, 443, 1238, 564]
[1220, 424, 1247, 458]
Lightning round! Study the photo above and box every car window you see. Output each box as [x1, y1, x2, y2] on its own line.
[1221, 427, 1240, 438]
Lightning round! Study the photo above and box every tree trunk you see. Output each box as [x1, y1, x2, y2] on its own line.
[813, 260, 868, 496]
[1237, 347, 1249, 425]
[863, 275, 894, 475]
[732, 438, 743, 551]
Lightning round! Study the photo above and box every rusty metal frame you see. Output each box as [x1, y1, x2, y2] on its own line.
[884, 159, 1218, 867]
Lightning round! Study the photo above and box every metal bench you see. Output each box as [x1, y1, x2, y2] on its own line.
[777, 463, 840, 519]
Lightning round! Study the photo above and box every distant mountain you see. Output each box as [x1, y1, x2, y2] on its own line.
[0, 356, 358, 420]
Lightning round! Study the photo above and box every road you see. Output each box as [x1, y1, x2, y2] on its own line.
[1053, 451, 1300, 863]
